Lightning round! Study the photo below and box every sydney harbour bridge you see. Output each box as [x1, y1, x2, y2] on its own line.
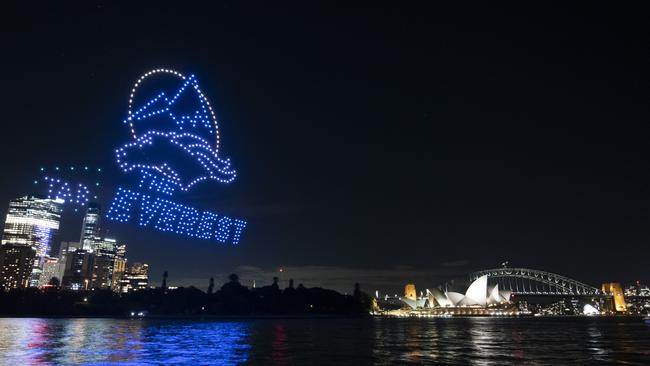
[469, 266, 601, 296]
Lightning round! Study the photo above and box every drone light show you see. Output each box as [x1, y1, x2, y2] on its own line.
[34, 166, 104, 212]
[106, 68, 247, 245]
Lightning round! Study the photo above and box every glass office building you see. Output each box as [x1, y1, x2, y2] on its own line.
[1, 195, 63, 287]
[80, 203, 101, 251]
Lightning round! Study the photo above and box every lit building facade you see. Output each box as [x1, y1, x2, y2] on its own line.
[58, 236, 128, 292]
[90, 237, 117, 289]
[119, 262, 149, 293]
[0, 244, 36, 289]
[56, 241, 78, 282]
[401, 275, 513, 311]
[62, 250, 94, 290]
[80, 203, 100, 251]
[1, 195, 63, 286]
[602, 282, 627, 312]
[37, 256, 59, 287]
[111, 244, 127, 293]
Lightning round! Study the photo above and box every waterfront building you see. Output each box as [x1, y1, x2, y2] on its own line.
[1, 195, 63, 286]
[601, 282, 627, 312]
[80, 203, 101, 251]
[0, 244, 36, 289]
[119, 262, 149, 293]
[401, 275, 512, 311]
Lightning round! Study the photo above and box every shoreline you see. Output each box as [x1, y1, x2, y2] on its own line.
[0, 314, 371, 320]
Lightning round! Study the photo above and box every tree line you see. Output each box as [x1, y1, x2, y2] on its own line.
[0, 273, 375, 317]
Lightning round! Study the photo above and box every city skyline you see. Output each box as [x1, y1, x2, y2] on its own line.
[0, 194, 151, 294]
[1, 2, 648, 294]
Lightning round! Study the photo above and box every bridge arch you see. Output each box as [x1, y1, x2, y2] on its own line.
[469, 267, 600, 296]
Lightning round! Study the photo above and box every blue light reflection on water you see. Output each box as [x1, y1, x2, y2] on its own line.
[1, 317, 650, 365]
[0, 318, 251, 365]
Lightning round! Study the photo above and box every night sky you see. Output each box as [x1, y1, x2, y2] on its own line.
[1, 2, 648, 294]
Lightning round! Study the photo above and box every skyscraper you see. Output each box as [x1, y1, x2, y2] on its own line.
[111, 244, 127, 293]
[80, 203, 100, 251]
[90, 237, 117, 289]
[1, 195, 63, 287]
[56, 241, 79, 282]
[62, 249, 94, 290]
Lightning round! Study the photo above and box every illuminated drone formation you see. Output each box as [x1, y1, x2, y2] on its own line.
[36, 166, 104, 209]
[115, 131, 236, 195]
[107, 68, 247, 245]
[117, 68, 235, 195]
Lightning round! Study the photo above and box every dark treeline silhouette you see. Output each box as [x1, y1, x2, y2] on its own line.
[0, 274, 373, 317]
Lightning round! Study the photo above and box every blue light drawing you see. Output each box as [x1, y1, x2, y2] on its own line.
[106, 68, 247, 245]
[43, 177, 90, 205]
[116, 131, 236, 195]
[117, 69, 236, 195]
[35, 166, 104, 207]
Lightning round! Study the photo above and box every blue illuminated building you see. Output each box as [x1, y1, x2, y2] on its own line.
[1, 195, 63, 287]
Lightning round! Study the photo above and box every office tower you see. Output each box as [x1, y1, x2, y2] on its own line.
[57, 241, 78, 281]
[119, 262, 149, 293]
[111, 244, 127, 293]
[0, 244, 36, 289]
[37, 256, 59, 287]
[80, 203, 100, 251]
[115, 244, 126, 259]
[62, 250, 94, 290]
[2, 195, 63, 286]
[90, 237, 117, 289]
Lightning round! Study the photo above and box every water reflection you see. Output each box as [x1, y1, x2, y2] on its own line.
[370, 317, 650, 365]
[0, 318, 250, 365]
[0, 317, 649, 365]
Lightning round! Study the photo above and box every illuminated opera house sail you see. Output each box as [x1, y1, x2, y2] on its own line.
[402, 275, 512, 310]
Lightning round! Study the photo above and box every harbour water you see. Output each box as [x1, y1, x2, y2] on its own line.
[0, 317, 648, 365]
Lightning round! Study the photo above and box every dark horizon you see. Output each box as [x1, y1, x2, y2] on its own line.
[1, 2, 648, 294]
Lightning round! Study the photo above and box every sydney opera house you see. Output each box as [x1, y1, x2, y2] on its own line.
[401, 275, 516, 316]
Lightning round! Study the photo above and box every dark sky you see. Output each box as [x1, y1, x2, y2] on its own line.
[1, 2, 648, 293]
